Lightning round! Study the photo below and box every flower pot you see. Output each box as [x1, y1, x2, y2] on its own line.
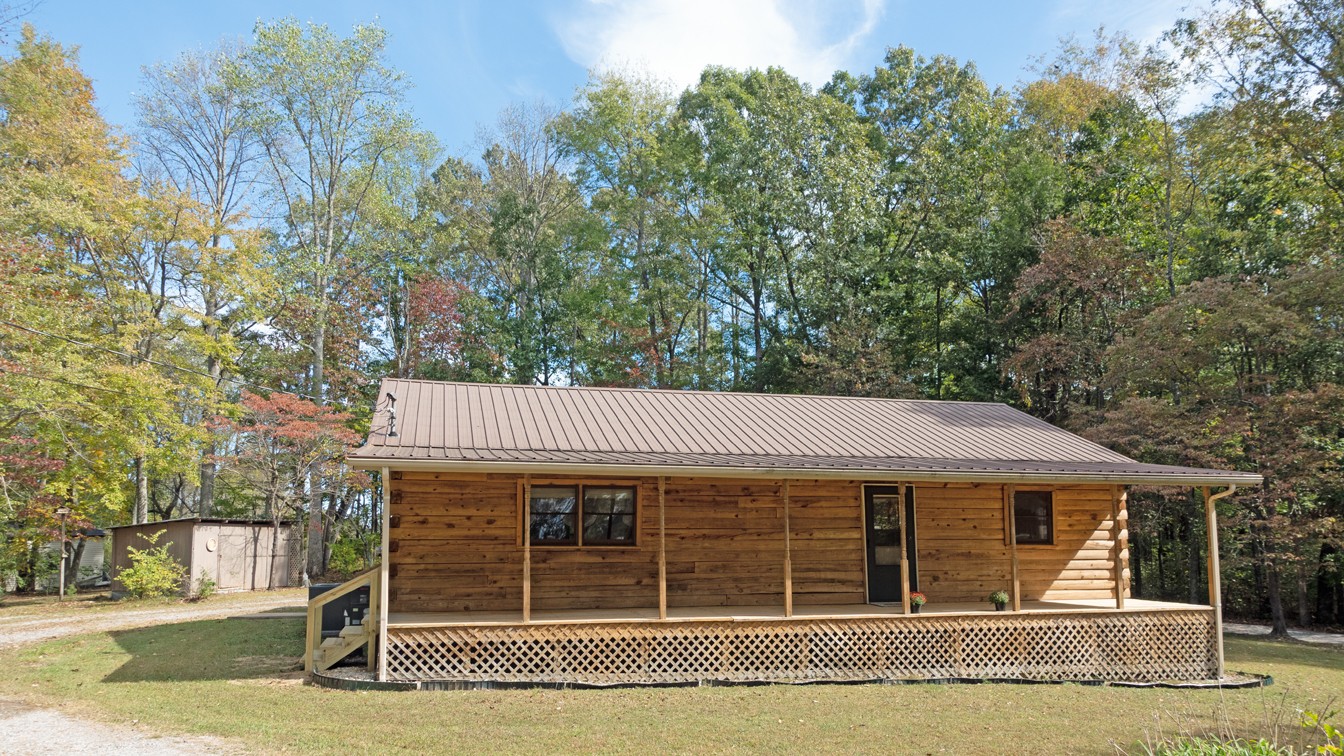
[993, 603, 1007, 611]
[910, 604, 922, 614]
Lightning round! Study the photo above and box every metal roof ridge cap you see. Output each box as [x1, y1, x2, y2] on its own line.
[378, 377, 1012, 406]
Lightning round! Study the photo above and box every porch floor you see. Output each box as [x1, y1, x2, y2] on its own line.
[387, 597, 1202, 628]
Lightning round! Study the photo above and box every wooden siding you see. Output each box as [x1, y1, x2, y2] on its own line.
[387, 472, 1121, 614]
[913, 483, 1123, 602]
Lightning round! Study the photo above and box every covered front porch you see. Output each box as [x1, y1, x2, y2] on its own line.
[387, 597, 1197, 626]
[381, 599, 1217, 685]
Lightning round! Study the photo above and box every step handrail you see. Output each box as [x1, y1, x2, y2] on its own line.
[305, 566, 380, 673]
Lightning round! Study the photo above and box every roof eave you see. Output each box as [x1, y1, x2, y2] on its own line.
[345, 456, 1262, 487]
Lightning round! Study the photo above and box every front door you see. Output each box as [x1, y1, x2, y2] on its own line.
[865, 486, 918, 603]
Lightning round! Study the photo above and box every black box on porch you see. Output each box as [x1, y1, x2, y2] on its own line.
[310, 583, 369, 639]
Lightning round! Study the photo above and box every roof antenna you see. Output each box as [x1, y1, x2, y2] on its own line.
[386, 392, 398, 438]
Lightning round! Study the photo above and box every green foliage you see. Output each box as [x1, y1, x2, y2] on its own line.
[118, 530, 186, 599]
[1146, 737, 1288, 755]
[1, 4, 1342, 622]
[327, 537, 369, 578]
[1302, 711, 1344, 756]
[191, 570, 216, 601]
[988, 590, 1010, 606]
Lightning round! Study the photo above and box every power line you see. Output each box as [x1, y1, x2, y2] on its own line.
[0, 365, 135, 397]
[0, 320, 321, 402]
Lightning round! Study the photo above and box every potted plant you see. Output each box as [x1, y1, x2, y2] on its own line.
[909, 592, 927, 614]
[988, 590, 1010, 611]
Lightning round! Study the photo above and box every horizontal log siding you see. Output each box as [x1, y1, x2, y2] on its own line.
[786, 480, 865, 605]
[1024, 486, 1127, 601]
[913, 484, 1121, 603]
[388, 472, 1120, 613]
[389, 473, 522, 612]
[913, 484, 1011, 602]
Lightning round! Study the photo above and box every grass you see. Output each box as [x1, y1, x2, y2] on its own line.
[0, 622, 1341, 755]
[0, 587, 306, 618]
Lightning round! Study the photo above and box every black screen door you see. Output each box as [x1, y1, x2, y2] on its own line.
[865, 486, 918, 603]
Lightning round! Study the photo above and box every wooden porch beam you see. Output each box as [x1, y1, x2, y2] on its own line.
[1112, 486, 1127, 610]
[658, 476, 667, 620]
[523, 474, 532, 624]
[783, 479, 793, 618]
[1007, 484, 1020, 611]
[899, 483, 910, 615]
[1205, 485, 1227, 679]
[377, 466, 392, 681]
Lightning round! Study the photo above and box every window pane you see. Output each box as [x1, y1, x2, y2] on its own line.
[1013, 491, 1053, 544]
[531, 486, 577, 543]
[584, 487, 634, 514]
[609, 514, 634, 541]
[582, 513, 611, 542]
[871, 496, 901, 548]
[580, 487, 635, 545]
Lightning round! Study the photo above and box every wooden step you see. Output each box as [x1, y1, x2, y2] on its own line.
[315, 631, 372, 672]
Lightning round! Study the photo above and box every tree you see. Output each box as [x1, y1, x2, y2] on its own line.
[135, 42, 271, 517]
[554, 71, 707, 388]
[678, 66, 882, 391]
[231, 18, 429, 574]
[215, 391, 358, 588]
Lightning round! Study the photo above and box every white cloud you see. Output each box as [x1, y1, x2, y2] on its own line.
[553, 0, 885, 90]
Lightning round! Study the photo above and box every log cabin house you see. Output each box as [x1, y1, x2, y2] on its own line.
[309, 379, 1261, 687]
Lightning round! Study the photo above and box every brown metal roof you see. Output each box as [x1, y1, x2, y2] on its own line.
[348, 379, 1260, 486]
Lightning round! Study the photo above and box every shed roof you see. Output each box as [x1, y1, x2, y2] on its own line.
[348, 379, 1260, 486]
[107, 517, 293, 530]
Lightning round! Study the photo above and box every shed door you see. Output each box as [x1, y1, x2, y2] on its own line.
[215, 529, 247, 590]
[865, 486, 918, 603]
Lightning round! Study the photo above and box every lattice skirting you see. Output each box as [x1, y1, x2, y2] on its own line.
[384, 610, 1217, 685]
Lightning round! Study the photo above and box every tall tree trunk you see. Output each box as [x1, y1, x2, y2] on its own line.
[133, 457, 149, 525]
[64, 538, 85, 590]
[1297, 567, 1311, 627]
[307, 303, 326, 578]
[1318, 544, 1340, 625]
[1133, 533, 1144, 598]
[1156, 524, 1166, 600]
[199, 287, 220, 518]
[1184, 496, 1201, 605]
[1266, 561, 1289, 637]
[268, 515, 281, 591]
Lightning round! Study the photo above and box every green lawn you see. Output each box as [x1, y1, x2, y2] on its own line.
[1, 619, 1341, 754]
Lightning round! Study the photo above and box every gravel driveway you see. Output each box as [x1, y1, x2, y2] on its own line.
[0, 698, 239, 755]
[0, 590, 305, 648]
[0, 590, 306, 754]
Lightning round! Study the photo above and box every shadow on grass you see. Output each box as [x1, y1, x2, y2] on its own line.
[102, 617, 305, 683]
[1225, 635, 1344, 674]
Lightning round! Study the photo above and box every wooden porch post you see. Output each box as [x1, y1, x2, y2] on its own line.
[783, 479, 793, 618]
[522, 474, 532, 624]
[1204, 486, 1225, 679]
[658, 476, 667, 620]
[1112, 486, 1127, 610]
[899, 483, 910, 614]
[1007, 484, 1020, 611]
[377, 466, 392, 681]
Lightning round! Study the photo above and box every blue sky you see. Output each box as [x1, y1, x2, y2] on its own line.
[19, 0, 1197, 158]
